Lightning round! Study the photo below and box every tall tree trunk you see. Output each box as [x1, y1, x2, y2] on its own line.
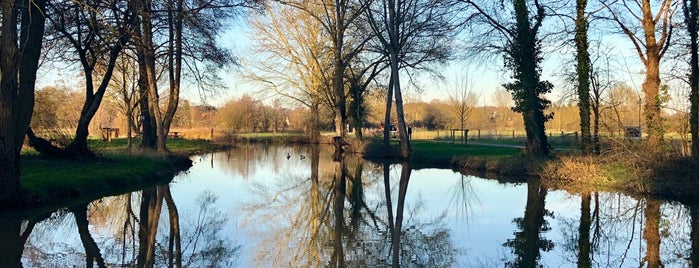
[68, 43, 125, 156]
[391, 58, 411, 158]
[0, 0, 46, 206]
[162, 0, 183, 145]
[132, 2, 156, 149]
[643, 53, 663, 147]
[512, 0, 550, 157]
[575, 0, 592, 154]
[333, 50, 347, 138]
[139, 0, 167, 152]
[685, 0, 699, 159]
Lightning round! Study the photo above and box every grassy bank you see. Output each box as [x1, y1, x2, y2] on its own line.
[363, 139, 540, 177]
[540, 152, 699, 202]
[15, 137, 222, 208]
[20, 154, 178, 207]
[363, 138, 699, 203]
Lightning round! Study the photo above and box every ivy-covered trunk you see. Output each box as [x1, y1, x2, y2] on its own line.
[575, 0, 593, 154]
[505, 0, 551, 157]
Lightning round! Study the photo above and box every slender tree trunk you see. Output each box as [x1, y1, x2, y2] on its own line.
[383, 73, 394, 145]
[162, 0, 183, 145]
[0, 0, 46, 206]
[392, 62, 411, 158]
[593, 103, 601, 154]
[575, 0, 592, 154]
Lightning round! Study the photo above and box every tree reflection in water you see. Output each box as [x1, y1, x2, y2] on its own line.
[243, 144, 456, 267]
[2, 184, 238, 267]
[503, 178, 553, 267]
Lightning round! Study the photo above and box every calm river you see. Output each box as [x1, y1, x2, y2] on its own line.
[6, 144, 699, 267]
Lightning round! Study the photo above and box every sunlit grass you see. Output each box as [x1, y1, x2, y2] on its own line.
[411, 140, 520, 160]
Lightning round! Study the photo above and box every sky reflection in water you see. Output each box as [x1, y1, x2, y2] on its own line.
[11, 144, 698, 267]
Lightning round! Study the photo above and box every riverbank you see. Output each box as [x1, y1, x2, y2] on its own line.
[363, 138, 699, 203]
[16, 138, 226, 209]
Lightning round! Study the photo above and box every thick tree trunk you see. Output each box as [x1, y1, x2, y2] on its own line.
[140, 0, 167, 153]
[643, 54, 663, 147]
[0, 0, 46, 206]
[691, 204, 699, 268]
[132, 3, 156, 149]
[575, 0, 592, 154]
[0, 212, 35, 267]
[512, 0, 550, 157]
[639, 0, 666, 148]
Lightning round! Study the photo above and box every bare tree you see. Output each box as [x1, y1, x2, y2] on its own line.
[29, 0, 132, 157]
[245, 2, 333, 142]
[444, 71, 479, 136]
[366, 0, 456, 158]
[603, 0, 677, 148]
[0, 0, 47, 206]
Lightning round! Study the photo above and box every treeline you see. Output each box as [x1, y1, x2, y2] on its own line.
[32, 81, 690, 141]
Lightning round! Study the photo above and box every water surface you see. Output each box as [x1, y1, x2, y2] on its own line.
[6, 144, 698, 267]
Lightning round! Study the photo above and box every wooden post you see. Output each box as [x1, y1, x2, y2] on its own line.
[464, 129, 469, 145]
[478, 129, 481, 139]
[512, 130, 515, 139]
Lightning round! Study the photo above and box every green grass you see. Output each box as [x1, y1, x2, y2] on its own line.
[411, 140, 520, 161]
[20, 154, 175, 205]
[16, 137, 213, 207]
[88, 137, 221, 155]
